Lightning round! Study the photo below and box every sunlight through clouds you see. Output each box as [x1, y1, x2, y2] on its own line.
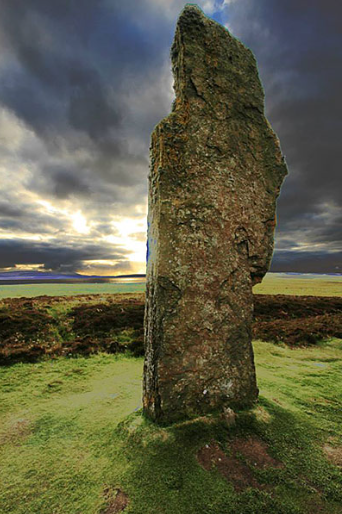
[72, 211, 90, 235]
[106, 217, 146, 265]
[0, 0, 339, 274]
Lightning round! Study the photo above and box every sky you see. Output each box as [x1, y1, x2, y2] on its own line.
[0, 0, 341, 276]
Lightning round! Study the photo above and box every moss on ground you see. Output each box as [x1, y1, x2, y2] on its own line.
[1, 293, 341, 365]
[1, 340, 342, 514]
[0, 295, 145, 364]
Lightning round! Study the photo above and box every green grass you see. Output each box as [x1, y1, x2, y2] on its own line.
[0, 273, 341, 298]
[0, 355, 143, 513]
[1, 341, 342, 513]
[253, 273, 342, 297]
[0, 281, 146, 299]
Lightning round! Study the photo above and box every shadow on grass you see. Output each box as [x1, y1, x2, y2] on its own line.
[110, 399, 342, 514]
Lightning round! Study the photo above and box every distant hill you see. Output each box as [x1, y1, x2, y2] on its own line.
[0, 271, 84, 281]
[0, 271, 146, 282]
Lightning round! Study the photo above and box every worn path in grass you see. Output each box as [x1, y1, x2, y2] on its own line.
[1, 340, 342, 514]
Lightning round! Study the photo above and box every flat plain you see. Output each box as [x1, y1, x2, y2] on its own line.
[0, 272, 341, 299]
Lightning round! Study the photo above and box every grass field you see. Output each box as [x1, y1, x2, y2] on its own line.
[0, 275, 341, 513]
[1, 341, 342, 514]
[253, 273, 342, 297]
[0, 280, 146, 299]
[0, 273, 341, 299]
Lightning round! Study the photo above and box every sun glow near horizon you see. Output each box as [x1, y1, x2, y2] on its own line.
[27, 201, 148, 276]
[106, 216, 147, 263]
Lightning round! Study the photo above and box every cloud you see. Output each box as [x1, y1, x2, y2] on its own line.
[271, 250, 342, 274]
[41, 164, 91, 199]
[0, 0, 340, 273]
[0, 237, 130, 272]
[217, 0, 342, 271]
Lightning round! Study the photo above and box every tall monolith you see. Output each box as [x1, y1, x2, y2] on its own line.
[143, 4, 287, 423]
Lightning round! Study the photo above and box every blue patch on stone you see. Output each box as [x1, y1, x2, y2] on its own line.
[146, 239, 150, 263]
[146, 221, 150, 263]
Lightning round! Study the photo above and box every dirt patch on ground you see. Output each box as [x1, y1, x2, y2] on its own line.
[70, 300, 144, 336]
[323, 444, 342, 467]
[0, 293, 341, 364]
[102, 487, 129, 513]
[231, 436, 283, 471]
[254, 314, 342, 346]
[69, 300, 144, 356]
[231, 437, 284, 469]
[197, 437, 282, 491]
[197, 440, 262, 491]
[253, 405, 272, 423]
[0, 418, 32, 445]
[0, 300, 58, 365]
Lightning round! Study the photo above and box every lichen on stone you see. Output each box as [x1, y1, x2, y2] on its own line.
[143, 4, 287, 423]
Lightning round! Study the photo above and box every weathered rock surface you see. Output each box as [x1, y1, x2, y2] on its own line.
[143, 4, 287, 423]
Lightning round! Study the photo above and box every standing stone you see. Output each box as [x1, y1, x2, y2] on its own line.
[143, 4, 287, 423]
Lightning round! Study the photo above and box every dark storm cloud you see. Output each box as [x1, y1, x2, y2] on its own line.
[24, 154, 148, 208]
[224, 0, 342, 229]
[0, 0, 340, 272]
[0, 0, 171, 139]
[0, 202, 25, 218]
[0, 0, 104, 128]
[0, 238, 130, 272]
[68, 77, 121, 141]
[271, 251, 342, 274]
[39, 164, 91, 200]
[0, 212, 63, 234]
[0, 0, 173, 205]
[0, 197, 67, 234]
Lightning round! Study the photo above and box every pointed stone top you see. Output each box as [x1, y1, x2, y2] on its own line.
[178, 3, 206, 21]
[171, 2, 261, 113]
[182, 3, 204, 13]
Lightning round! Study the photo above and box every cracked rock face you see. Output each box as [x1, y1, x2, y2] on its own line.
[143, 4, 287, 423]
